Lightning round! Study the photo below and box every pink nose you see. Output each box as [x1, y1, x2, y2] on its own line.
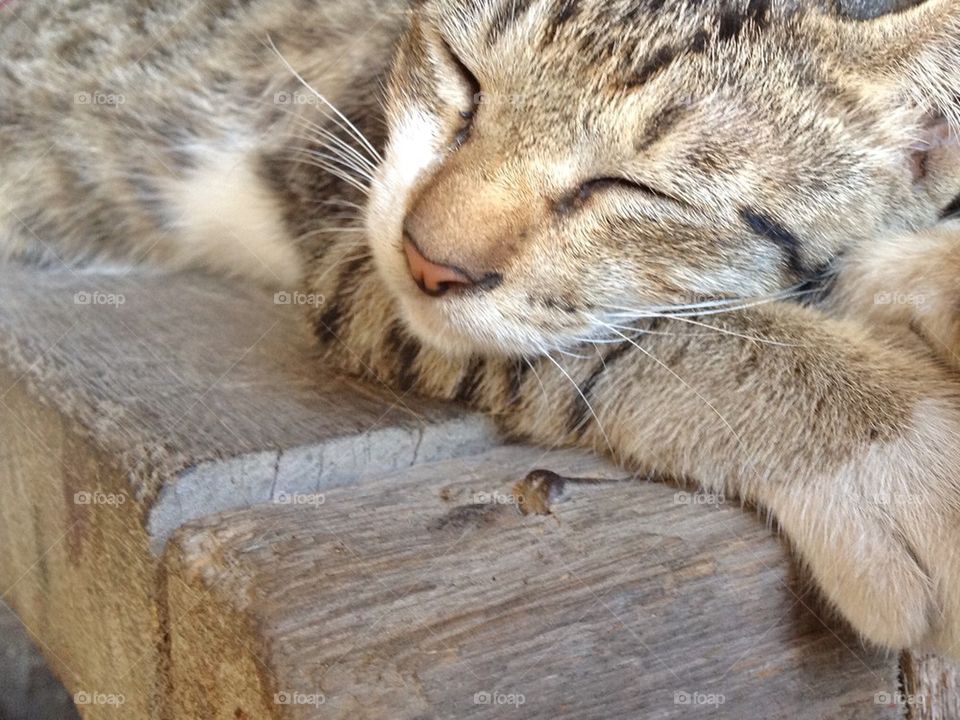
[403, 238, 474, 297]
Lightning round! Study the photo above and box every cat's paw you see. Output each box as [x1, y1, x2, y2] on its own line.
[771, 399, 960, 657]
[836, 221, 960, 370]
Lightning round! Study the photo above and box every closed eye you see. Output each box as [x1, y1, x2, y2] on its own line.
[558, 177, 690, 213]
[441, 40, 481, 146]
[580, 177, 687, 205]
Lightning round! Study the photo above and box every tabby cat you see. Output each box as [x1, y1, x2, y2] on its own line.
[2, 0, 960, 657]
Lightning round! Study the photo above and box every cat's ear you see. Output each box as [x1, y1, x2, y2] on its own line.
[827, 0, 960, 126]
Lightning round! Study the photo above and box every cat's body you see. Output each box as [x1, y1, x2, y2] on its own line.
[4, 0, 960, 658]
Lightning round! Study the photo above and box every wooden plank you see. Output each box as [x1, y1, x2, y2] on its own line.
[1, 266, 955, 715]
[902, 654, 960, 720]
[0, 269, 493, 508]
[0, 370, 160, 720]
[165, 447, 900, 720]
[0, 270, 494, 718]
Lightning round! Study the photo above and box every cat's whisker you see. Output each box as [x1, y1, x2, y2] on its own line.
[243, 98, 379, 177]
[290, 135, 378, 178]
[572, 326, 693, 347]
[599, 305, 805, 346]
[293, 219, 366, 239]
[292, 148, 376, 183]
[523, 355, 551, 408]
[292, 124, 379, 174]
[285, 156, 370, 196]
[602, 283, 822, 319]
[288, 145, 375, 182]
[599, 322, 747, 449]
[542, 352, 614, 456]
[554, 347, 592, 360]
[309, 248, 372, 284]
[315, 198, 366, 213]
[268, 36, 383, 164]
[296, 120, 379, 170]
[300, 227, 366, 236]
[606, 316, 804, 348]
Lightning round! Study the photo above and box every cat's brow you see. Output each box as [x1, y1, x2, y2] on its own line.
[627, 45, 678, 88]
[634, 103, 687, 153]
[719, 0, 772, 42]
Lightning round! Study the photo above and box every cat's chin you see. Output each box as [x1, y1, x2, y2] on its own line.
[393, 288, 559, 360]
[395, 291, 518, 358]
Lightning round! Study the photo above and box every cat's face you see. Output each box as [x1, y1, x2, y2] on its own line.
[366, 0, 959, 357]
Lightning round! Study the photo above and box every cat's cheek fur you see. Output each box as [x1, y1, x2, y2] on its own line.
[367, 109, 442, 306]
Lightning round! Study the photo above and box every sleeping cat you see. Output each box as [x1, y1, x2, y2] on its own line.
[2, 0, 960, 658]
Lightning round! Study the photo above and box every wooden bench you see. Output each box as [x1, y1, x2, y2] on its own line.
[0, 268, 956, 718]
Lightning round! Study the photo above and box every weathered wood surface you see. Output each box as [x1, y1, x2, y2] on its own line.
[165, 447, 901, 720]
[0, 364, 161, 719]
[0, 269, 492, 719]
[902, 654, 960, 720]
[0, 270, 494, 514]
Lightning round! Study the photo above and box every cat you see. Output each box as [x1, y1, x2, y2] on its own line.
[3, 0, 960, 658]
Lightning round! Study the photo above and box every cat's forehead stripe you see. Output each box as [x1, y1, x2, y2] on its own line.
[634, 103, 688, 153]
[626, 44, 678, 88]
[538, 0, 581, 46]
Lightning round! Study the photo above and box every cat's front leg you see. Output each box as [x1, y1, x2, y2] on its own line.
[485, 303, 960, 658]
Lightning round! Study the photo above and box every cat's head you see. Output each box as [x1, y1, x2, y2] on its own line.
[365, 0, 960, 356]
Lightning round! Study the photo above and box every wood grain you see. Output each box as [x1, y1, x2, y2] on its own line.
[0, 269, 492, 717]
[0, 269, 488, 505]
[166, 447, 901, 720]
